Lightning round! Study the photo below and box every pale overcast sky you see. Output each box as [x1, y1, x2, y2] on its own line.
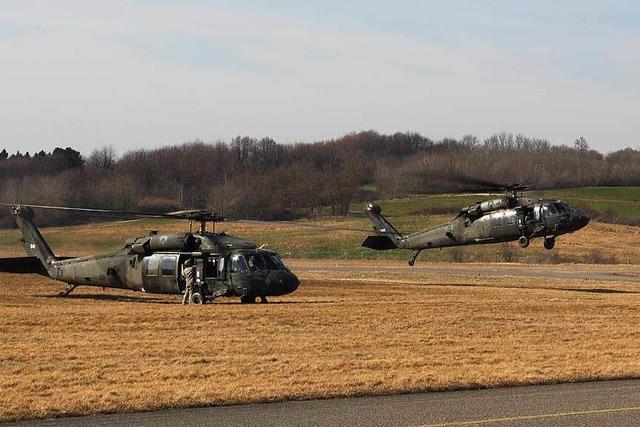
[1, 0, 639, 155]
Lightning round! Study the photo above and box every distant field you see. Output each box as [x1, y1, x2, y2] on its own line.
[2, 263, 640, 422]
[0, 186, 637, 263]
[0, 216, 638, 264]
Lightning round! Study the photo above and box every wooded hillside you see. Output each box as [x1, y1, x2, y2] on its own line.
[1, 131, 639, 226]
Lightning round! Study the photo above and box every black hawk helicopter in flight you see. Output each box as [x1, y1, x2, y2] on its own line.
[362, 182, 590, 266]
[0, 203, 303, 304]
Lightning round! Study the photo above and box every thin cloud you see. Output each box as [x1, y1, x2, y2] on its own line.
[0, 0, 638, 154]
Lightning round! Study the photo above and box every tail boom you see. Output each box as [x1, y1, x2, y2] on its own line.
[362, 203, 403, 250]
[11, 205, 55, 274]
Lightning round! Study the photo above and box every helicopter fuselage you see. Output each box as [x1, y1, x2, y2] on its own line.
[363, 197, 590, 265]
[400, 200, 590, 250]
[4, 205, 300, 302]
[49, 247, 300, 301]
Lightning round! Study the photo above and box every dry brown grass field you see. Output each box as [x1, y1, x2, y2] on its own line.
[3, 262, 640, 422]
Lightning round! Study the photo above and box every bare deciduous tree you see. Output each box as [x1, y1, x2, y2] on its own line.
[89, 145, 117, 170]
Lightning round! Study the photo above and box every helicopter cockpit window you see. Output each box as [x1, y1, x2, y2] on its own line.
[161, 256, 176, 276]
[230, 255, 249, 274]
[262, 254, 280, 270]
[246, 253, 267, 271]
[269, 254, 286, 270]
[553, 203, 569, 214]
[542, 204, 558, 217]
[558, 202, 575, 213]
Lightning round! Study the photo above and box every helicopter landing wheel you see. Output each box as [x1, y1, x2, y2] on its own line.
[240, 295, 256, 304]
[518, 235, 530, 248]
[58, 284, 78, 297]
[190, 292, 204, 305]
[544, 237, 555, 250]
[408, 249, 421, 266]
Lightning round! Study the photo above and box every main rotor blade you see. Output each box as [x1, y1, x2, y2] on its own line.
[0, 202, 370, 232]
[447, 175, 507, 190]
[445, 174, 533, 192]
[0, 203, 221, 221]
[407, 171, 531, 193]
[226, 218, 371, 233]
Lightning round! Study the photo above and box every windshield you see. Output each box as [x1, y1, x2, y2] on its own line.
[231, 252, 287, 273]
[542, 204, 558, 216]
[230, 255, 249, 274]
[246, 253, 266, 271]
[553, 203, 569, 214]
[558, 202, 576, 213]
[269, 254, 286, 269]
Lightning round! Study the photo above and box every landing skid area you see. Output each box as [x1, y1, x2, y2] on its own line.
[58, 284, 78, 297]
[408, 250, 421, 266]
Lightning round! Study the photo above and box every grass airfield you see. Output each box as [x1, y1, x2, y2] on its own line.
[2, 262, 640, 422]
[0, 212, 639, 265]
[1, 186, 639, 264]
[1, 188, 640, 421]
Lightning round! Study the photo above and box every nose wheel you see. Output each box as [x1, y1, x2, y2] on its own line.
[543, 237, 556, 250]
[190, 292, 204, 305]
[518, 236, 530, 248]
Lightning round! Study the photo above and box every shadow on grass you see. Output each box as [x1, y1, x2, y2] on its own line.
[560, 287, 638, 294]
[423, 283, 640, 295]
[36, 293, 173, 304]
[35, 293, 341, 305]
[212, 300, 342, 305]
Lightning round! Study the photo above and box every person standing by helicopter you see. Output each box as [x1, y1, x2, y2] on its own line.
[181, 258, 197, 305]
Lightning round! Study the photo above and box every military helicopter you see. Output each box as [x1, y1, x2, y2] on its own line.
[0, 204, 300, 304]
[362, 183, 590, 266]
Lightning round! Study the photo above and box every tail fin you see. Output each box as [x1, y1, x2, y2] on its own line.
[12, 205, 55, 268]
[362, 203, 402, 250]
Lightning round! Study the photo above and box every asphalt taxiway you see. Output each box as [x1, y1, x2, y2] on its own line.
[10, 379, 640, 426]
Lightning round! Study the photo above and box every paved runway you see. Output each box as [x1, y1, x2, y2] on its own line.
[289, 260, 640, 283]
[10, 380, 640, 426]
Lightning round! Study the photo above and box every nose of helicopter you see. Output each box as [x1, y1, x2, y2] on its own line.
[267, 270, 300, 295]
[574, 213, 590, 230]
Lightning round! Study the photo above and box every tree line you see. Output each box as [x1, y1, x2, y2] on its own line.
[1, 131, 639, 226]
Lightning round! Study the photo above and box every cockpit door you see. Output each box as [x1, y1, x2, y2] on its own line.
[229, 254, 252, 296]
[542, 204, 561, 231]
[201, 255, 229, 294]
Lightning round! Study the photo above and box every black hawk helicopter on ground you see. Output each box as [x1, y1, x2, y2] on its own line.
[362, 183, 590, 266]
[0, 204, 302, 304]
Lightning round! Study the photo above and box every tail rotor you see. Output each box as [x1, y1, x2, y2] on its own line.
[362, 203, 402, 251]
